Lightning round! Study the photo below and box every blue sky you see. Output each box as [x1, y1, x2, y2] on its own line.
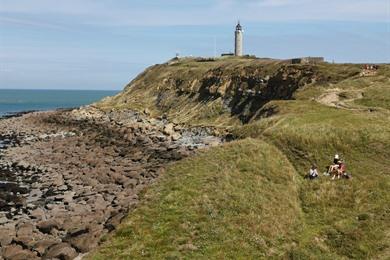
[0, 0, 389, 90]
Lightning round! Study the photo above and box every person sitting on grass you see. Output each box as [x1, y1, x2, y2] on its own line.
[327, 154, 340, 174]
[309, 165, 319, 179]
[330, 160, 346, 179]
[337, 160, 347, 178]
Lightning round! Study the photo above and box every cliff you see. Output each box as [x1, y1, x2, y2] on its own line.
[98, 57, 361, 125]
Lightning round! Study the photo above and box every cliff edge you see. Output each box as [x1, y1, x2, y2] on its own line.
[92, 57, 390, 259]
[97, 57, 363, 125]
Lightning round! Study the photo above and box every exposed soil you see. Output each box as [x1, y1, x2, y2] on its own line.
[316, 88, 365, 110]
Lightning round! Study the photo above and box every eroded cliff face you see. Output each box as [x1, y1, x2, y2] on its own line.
[99, 58, 348, 124]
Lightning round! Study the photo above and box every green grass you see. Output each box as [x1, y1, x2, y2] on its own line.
[355, 84, 390, 110]
[92, 139, 304, 259]
[91, 61, 390, 259]
[237, 102, 390, 257]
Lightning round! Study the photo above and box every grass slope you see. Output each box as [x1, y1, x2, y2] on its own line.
[93, 139, 303, 259]
[236, 102, 390, 258]
[91, 61, 390, 259]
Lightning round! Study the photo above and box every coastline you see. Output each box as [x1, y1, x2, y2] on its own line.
[0, 106, 223, 259]
[0, 110, 38, 120]
[0, 108, 78, 120]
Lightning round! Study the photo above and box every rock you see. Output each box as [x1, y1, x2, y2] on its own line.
[26, 203, 36, 209]
[163, 123, 175, 136]
[0, 224, 16, 246]
[37, 219, 59, 234]
[66, 227, 103, 253]
[32, 239, 59, 256]
[171, 133, 181, 141]
[63, 191, 76, 203]
[0, 217, 9, 225]
[123, 179, 138, 189]
[16, 222, 34, 237]
[143, 108, 150, 115]
[104, 211, 127, 231]
[44, 243, 78, 260]
[58, 185, 68, 191]
[2, 244, 38, 260]
[16, 160, 30, 171]
[29, 208, 46, 220]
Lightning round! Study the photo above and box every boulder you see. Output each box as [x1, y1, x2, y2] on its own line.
[16, 222, 34, 237]
[44, 243, 78, 260]
[123, 178, 138, 189]
[32, 239, 59, 256]
[36, 219, 59, 234]
[66, 227, 103, 253]
[1, 244, 38, 260]
[29, 208, 46, 221]
[171, 133, 181, 141]
[0, 216, 8, 225]
[163, 123, 175, 136]
[0, 224, 16, 246]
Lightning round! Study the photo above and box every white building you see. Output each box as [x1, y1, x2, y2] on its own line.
[235, 21, 243, 56]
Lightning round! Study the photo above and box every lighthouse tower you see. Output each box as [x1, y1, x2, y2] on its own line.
[234, 21, 243, 56]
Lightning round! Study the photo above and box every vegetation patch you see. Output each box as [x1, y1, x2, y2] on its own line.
[92, 60, 390, 259]
[92, 139, 303, 259]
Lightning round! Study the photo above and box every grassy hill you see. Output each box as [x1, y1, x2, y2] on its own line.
[92, 57, 390, 259]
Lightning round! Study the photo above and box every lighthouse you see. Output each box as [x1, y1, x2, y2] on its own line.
[234, 21, 243, 56]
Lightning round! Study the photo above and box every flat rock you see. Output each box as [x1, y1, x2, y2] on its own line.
[0, 224, 16, 246]
[44, 243, 78, 260]
[32, 239, 59, 256]
[29, 208, 46, 220]
[1, 244, 39, 260]
[66, 227, 103, 253]
[36, 219, 59, 234]
[16, 222, 34, 237]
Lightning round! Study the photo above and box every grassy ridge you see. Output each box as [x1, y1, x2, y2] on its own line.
[236, 101, 390, 258]
[93, 139, 303, 259]
[91, 61, 390, 259]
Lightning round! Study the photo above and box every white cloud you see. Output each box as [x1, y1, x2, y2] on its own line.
[257, 0, 307, 7]
[0, 0, 388, 27]
[0, 17, 68, 30]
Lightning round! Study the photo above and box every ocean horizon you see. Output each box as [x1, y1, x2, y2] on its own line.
[0, 89, 119, 117]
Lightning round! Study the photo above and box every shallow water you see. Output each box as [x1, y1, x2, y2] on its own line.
[0, 136, 27, 213]
[0, 89, 118, 116]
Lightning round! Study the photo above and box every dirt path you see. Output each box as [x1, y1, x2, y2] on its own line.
[316, 88, 365, 110]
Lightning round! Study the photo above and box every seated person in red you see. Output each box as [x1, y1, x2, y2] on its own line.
[332, 160, 346, 179]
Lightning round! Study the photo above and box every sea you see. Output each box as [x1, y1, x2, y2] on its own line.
[0, 89, 119, 117]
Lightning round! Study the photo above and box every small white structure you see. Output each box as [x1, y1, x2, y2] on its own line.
[234, 21, 243, 56]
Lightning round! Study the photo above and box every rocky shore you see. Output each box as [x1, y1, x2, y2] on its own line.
[0, 107, 223, 259]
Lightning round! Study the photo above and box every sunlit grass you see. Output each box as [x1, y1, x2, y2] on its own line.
[91, 61, 390, 259]
[92, 139, 303, 259]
